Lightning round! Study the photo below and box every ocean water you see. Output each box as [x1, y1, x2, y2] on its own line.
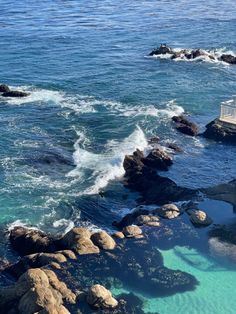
[1, 0, 236, 313]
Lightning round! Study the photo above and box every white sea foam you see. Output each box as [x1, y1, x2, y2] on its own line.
[52, 219, 75, 234]
[150, 47, 236, 65]
[67, 126, 148, 195]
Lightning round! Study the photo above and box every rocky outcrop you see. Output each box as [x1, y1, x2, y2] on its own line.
[6, 250, 76, 278]
[219, 54, 236, 64]
[91, 231, 116, 250]
[0, 268, 75, 313]
[149, 44, 173, 56]
[189, 210, 213, 226]
[60, 227, 100, 255]
[203, 118, 236, 144]
[149, 44, 236, 65]
[87, 284, 118, 310]
[0, 84, 10, 93]
[143, 148, 173, 171]
[2, 90, 29, 97]
[9, 227, 56, 255]
[123, 149, 196, 204]
[172, 115, 199, 136]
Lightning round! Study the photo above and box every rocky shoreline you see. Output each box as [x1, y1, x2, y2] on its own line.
[1, 87, 236, 313]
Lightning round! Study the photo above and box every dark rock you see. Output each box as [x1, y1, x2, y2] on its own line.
[0, 84, 10, 93]
[2, 90, 30, 98]
[172, 115, 199, 136]
[123, 149, 196, 204]
[167, 143, 183, 153]
[143, 148, 173, 171]
[219, 54, 236, 64]
[203, 118, 236, 144]
[148, 136, 160, 144]
[149, 44, 173, 56]
[9, 227, 56, 256]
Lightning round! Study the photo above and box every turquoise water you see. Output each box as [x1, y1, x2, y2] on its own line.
[1, 0, 236, 312]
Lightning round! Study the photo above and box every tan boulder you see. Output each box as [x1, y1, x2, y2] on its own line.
[43, 269, 76, 304]
[112, 231, 125, 239]
[87, 284, 118, 309]
[190, 210, 213, 226]
[122, 225, 143, 238]
[60, 227, 99, 255]
[158, 204, 181, 219]
[91, 231, 116, 250]
[135, 215, 160, 227]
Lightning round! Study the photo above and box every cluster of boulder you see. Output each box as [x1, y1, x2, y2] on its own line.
[0, 84, 29, 98]
[123, 147, 195, 204]
[149, 44, 236, 65]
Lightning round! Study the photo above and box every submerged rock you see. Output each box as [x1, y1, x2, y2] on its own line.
[209, 237, 236, 263]
[172, 115, 199, 136]
[190, 210, 213, 226]
[2, 90, 29, 97]
[203, 118, 236, 144]
[87, 284, 118, 309]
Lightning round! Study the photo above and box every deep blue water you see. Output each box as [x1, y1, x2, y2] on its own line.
[1, 1, 236, 313]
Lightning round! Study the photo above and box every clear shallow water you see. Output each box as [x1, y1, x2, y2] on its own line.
[1, 0, 236, 312]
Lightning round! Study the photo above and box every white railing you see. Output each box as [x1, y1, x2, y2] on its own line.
[220, 99, 236, 124]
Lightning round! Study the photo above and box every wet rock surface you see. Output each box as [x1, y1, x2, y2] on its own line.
[157, 203, 182, 219]
[172, 115, 199, 136]
[149, 44, 236, 65]
[203, 118, 236, 144]
[123, 149, 196, 204]
[189, 210, 213, 226]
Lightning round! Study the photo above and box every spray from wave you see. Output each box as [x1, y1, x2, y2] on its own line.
[67, 126, 148, 195]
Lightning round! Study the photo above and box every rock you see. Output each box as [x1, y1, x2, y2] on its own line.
[122, 225, 143, 238]
[149, 44, 173, 56]
[123, 149, 196, 204]
[112, 231, 125, 239]
[18, 285, 62, 314]
[0, 268, 73, 314]
[166, 143, 183, 153]
[219, 54, 236, 64]
[9, 227, 55, 255]
[148, 136, 160, 144]
[157, 203, 181, 219]
[209, 237, 236, 263]
[190, 210, 213, 226]
[91, 231, 116, 250]
[135, 215, 160, 227]
[203, 118, 236, 144]
[0, 84, 10, 93]
[87, 284, 118, 309]
[43, 269, 76, 304]
[143, 148, 173, 171]
[172, 115, 199, 136]
[60, 227, 100, 255]
[56, 250, 76, 260]
[2, 90, 30, 97]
